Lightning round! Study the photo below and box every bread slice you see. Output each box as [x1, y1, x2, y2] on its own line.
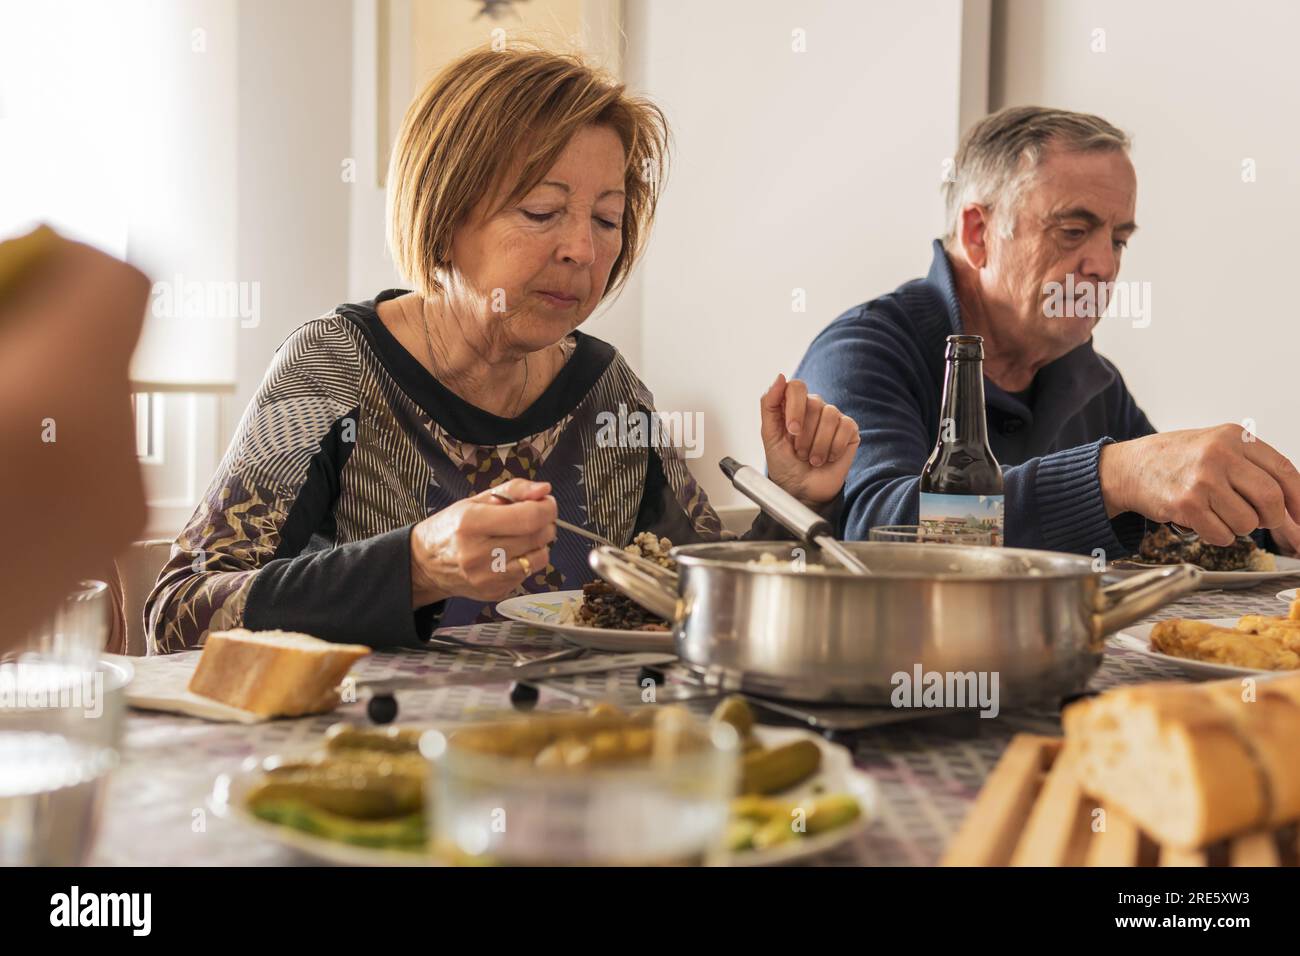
[1063, 673, 1300, 847]
[187, 629, 370, 718]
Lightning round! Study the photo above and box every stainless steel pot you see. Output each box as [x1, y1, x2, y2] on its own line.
[589, 542, 1201, 709]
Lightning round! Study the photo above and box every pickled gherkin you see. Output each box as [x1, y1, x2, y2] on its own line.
[710, 696, 755, 737]
[739, 740, 821, 795]
[248, 756, 424, 819]
[324, 723, 424, 754]
[804, 793, 861, 834]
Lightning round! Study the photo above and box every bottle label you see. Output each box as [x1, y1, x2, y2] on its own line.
[919, 493, 1004, 546]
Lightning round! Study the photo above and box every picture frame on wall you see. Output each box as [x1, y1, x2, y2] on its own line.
[375, 0, 625, 188]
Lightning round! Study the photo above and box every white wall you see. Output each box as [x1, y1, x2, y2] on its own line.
[347, 0, 405, 303]
[992, 0, 1300, 462]
[227, 0, 353, 432]
[625, 0, 970, 507]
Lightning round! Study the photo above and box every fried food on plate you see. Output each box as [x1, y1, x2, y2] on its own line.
[1148, 598, 1300, 670]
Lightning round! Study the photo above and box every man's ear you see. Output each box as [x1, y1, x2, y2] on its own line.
[957, 204, 991, 269]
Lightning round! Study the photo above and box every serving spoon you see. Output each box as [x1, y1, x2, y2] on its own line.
[718, 457, 872, 575]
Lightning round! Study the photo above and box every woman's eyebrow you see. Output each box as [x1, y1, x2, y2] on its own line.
[537, 180, 625, 200]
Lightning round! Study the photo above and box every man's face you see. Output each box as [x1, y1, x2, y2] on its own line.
[984, 147, 1137, 354]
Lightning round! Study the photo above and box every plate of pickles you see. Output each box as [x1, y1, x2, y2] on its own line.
[209, 697, 875, 867]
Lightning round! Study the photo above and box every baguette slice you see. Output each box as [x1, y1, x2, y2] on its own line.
[187, 629, 370, 718]
[1063, 673, 1300, 848]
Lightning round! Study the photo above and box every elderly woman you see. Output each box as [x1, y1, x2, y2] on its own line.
[145, 45, 860, 653]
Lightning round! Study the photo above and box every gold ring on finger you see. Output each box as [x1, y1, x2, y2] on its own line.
[518, 555, 532, 575]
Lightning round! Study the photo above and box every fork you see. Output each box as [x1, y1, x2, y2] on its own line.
[424, 634, 583, 668]
[487, 489, 679, 582]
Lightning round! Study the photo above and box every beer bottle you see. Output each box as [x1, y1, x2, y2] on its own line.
[919, 334, 1005, 545]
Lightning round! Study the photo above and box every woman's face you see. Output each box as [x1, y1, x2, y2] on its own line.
[447, 124, 627, 354]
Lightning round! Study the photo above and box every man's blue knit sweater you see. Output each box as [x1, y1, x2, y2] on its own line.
[795, 240, 1154, 556]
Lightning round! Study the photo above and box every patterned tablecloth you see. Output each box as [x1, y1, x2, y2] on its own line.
[89, 580, 1295, 867]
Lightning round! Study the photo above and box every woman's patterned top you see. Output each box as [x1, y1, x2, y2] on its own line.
[144, 290, 794, 654]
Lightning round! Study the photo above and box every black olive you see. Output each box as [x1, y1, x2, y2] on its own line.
[510, 681, 540, 710]
[367, 693, 398, 724]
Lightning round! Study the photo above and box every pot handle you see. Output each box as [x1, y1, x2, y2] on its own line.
[588, 545, 681, 621]
[1092, 563, 1203, 638]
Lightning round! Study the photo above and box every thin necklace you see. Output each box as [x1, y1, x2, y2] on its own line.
[421, 307, 530, 417]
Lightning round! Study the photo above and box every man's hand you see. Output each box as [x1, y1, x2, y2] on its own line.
[1268, 516, 1300, 556]
[1099, 424, 1300, 546]
[760, 374, 861, 507]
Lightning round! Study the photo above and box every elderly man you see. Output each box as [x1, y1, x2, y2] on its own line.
[796, 105, 1300, 556]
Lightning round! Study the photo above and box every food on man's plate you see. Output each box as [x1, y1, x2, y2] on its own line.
[243, 697, 861, 858]
[1137, 524, 1276, 571]
[1063, 672, 1300, 847]
[1149, 598, 1300, 670]
[575, 532, 677, 631]
[188, 629, 370, 717]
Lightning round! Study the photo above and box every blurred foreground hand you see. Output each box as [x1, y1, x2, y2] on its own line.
[0, 227, 150, 651]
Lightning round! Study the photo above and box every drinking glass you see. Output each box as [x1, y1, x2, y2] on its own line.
[1, 580, 123, 865]
[424, 711, 739, 866]
[7, 579, 110, 666]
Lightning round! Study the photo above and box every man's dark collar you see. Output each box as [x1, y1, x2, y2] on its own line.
[918, 239, 1116, 424]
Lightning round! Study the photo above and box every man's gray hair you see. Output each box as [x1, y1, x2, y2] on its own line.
[943, 105, 1130, 243]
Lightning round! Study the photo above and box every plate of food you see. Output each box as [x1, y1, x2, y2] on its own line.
[723, 721, 875, 867]
[1111, 601, 1300, 677]
[210, 698, 874, 868]
[496, 532, 677, 652]
[210, 724, 432, 867]
[494, 590, 674, 652]
[1109, 524, 1300, 590]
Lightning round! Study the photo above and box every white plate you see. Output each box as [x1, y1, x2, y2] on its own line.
[1278, 588, 1297, 604]
[210, 726, 875, 868]
[1110, 618, 1299, 678]
[210, 750, 432, 867]
[495, 590, 674, 652]
[1110, 554, 1300, 590]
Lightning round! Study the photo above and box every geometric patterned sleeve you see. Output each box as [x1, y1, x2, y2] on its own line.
[143, 317, 365, 654]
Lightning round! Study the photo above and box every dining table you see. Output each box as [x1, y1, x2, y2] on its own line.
[89, 580, 1292, 867]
